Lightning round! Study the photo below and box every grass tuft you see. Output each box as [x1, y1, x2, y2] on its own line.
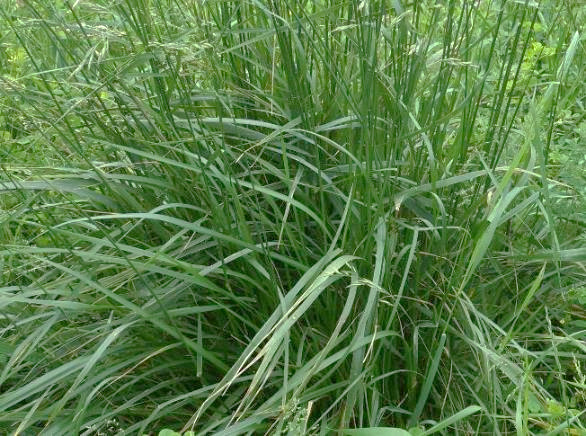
[1, 0, 585, 434]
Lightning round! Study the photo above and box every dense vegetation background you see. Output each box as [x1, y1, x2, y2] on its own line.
[0, 0, 585, 434]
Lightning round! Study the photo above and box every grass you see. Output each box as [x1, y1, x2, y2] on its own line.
[0, 0, 585, 434]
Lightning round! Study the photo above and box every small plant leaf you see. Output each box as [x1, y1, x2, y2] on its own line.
[158, 430, 181, 436]
[421, 405, 483, 435]
[343, 428, 413, 436]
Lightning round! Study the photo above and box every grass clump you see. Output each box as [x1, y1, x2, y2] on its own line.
[1, 0, 585, 434]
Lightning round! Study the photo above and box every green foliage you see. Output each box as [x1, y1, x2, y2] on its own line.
[343, 428, 413, 436]
[0, 0, 585, 435]
[156, 430, 195, 436]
